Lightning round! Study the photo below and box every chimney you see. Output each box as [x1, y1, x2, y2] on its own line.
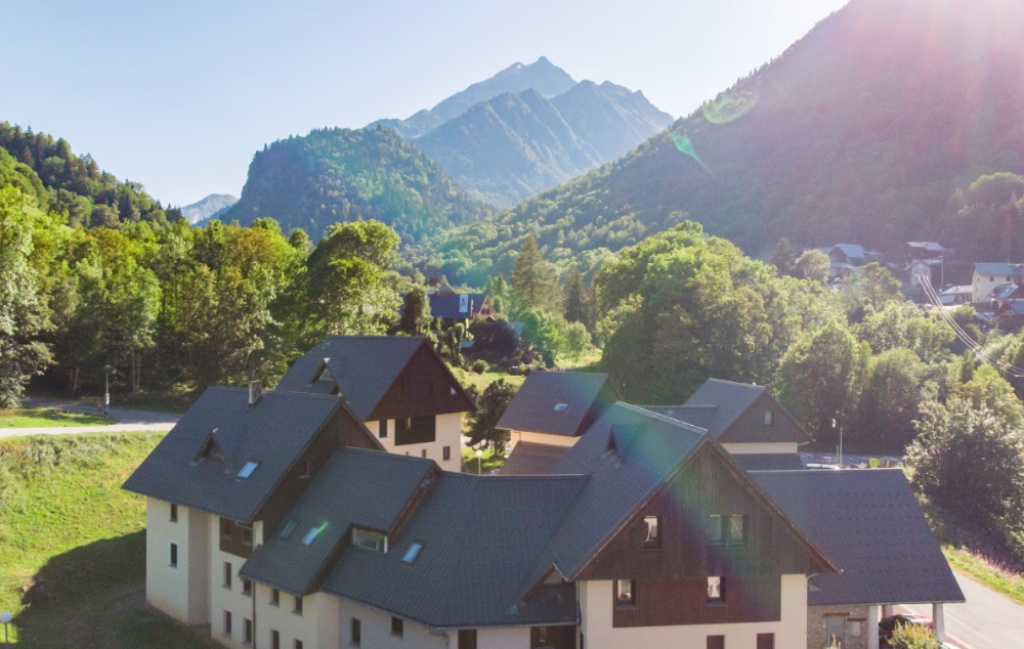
[248, 381, 262, 406]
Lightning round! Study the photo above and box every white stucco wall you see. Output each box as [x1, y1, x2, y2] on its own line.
[579, 575, 807, 649]
[477, 626, 532, 649]
[506, 430, 581, 455]
[337, 597, 450, 649]
[252, 582, 327, 649]
[973, 270, 1015, 302]
[208, 517, 262, 649]
[365, 413, 463, 472]
[721, 442, 799, 455]
[145, 498, 210, 625]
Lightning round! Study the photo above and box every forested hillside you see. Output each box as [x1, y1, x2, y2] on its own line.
[0, 122, 176, 227]
[223, 127, 494, 242]
[430, 0, 1024, 284]
[417, 81, 673, 206]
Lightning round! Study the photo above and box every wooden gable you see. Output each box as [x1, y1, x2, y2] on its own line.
[368, 343, 475, 421]
[718, 391, 812, 445]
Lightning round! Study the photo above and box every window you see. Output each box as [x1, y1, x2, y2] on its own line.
[391, 616, 404, 638]
[302, 525, 323, 546]
[244, 618, 253, 645]
[271, 589, 280, 606]
[553, 403, 569, 412]
[293, 595, 303, 616]
[237, 461, 259, 479]
[242, 527, 254, 547]
[729, 515, 746, 545]
[421, 449, 428, 458]
[707, 636, 725, 649]
[450, 386, 457, 396]
[443, 446, 451, 461]
[279, 521, 297, 540]
[757, 633, 774, 649]
[826, 616, 845, 647]
[458, 629, 478, 649]
[379, 420, 389, 439]
[352, 528, 387, 552]
[764, 409, 773, 426]
[615, 579, 635, 607]
[221, 518, 235, 540]
[708, 514, 724, 545]
[169, 503, 178, 522]
[707, 576, 724, 603]
[402, 543, 423, 565]
[169, 542, 178, 568]
[395, 416, 437, 445]
[242, 578, 253, 597]
[223, 611, 232, 637]
[271, 630, 281, 649]
[224, 562, 233, 588]
[298, 461, 311, 479]
[848, 620, 864, 638]
[294, 641, 303, 649]
[643, 516, 661, 548]
[350, 618, 361, 647]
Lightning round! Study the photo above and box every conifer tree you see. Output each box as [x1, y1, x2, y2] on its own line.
[510, 234, 558, 313]
[563, 267, 587, 324]
[770, 237, 797, 276]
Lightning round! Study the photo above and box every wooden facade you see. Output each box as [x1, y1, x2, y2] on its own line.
[395, 415, 437, 446]
[530, 625, 576, 649]
[219, 518, 254, 558]
[612, 576, 781, 627]
[718, 391, 810, 445]
[370, 344, 475, 421]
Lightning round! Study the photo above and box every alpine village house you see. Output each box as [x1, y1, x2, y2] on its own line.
[124, 336, 963, 649]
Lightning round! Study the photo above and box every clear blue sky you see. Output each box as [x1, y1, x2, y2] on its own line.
[2, 0, 848, 207]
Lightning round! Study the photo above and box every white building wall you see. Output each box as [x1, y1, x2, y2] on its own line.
[721, 442, 799, 455]
[208, 517, 262, 649]
[579, 575, 807, 649]
[252, 582, 327, 649]
[146, 497, 210, 625]
[477, 626, 531, 649]
[364, 413, 463, 472]
[506, 430, 581, 455]
[337, 597, 450, 649]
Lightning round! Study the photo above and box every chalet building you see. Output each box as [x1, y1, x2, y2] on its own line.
[275, 336, 474, 472]
[905, 242, 945, 261]
[124, 338, 963, 649]
[426, 289, 495, 325]
[971, 262, 1024, 302]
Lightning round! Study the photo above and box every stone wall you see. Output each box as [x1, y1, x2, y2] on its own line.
[808, 605, 871, 649]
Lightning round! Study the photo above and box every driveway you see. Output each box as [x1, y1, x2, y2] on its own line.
[0, 397, 180, 439]
[902, 572, 1024, 649]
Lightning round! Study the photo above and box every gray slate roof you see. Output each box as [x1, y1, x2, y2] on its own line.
[676, 379, 765, 438]
[500, 442, 571, 476]
[975, 263, 1024, 278]
[240, 448, 435, 596]
[730, 453, 806, 471]
[542, 403, 707, 579]
[753, 470, 965, 606]
[322, 472, 588, 628]
[276, 336, 470, 421]
[496, 372, 616, 437]
[122, 387, 343, 523]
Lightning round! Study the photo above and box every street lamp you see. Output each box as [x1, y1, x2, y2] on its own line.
[475, 449, 483, 476]
[1, 610, 12, 648]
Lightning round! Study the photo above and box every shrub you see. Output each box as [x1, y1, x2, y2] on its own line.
[889, 622, 939, 649]
[471, 360, 487, 374]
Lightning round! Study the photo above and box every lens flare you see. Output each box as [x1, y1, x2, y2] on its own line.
[668, 131, 712, 176]
[702, 90, 757, 124]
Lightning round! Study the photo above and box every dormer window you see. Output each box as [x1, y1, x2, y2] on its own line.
[302, 524, 324, 546]
[298, 461, 311, 479]
[401, 543, 423, 565]
[764, 409, 773, 426]
[553, 403, 569, 412]
[237, 462, 259, 479]
[318, 366, 334, 382]
[279, 521, 297, 539]
[643, 516, 661, 548]
[352, 528, 387, 553]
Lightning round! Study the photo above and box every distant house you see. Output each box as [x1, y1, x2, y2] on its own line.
[905, 241, 945, 261]
[904, 258, 943, 296]
[938, 285, 972, 306]
[424, 286, 495, 325]
[808, 244, 884, 281]
[971, 263, 1024, 302]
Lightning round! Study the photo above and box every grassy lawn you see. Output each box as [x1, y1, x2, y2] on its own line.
[0, 432, 219, 649]
[0, 408, 111, 428]
[461, 445, 505, 474]
[451, 366, 525, 395]
[943, 546, 1024, 607]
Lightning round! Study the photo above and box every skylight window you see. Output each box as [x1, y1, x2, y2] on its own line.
[553, 403, 569, 412]
[279, 521, 297, 540]
[401, 543, 423, 565]
[237, 462, 259, 479]
[302, 524, 326, 546]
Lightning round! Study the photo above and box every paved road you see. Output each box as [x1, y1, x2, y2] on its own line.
[0, 397, 180, 438]
[903, 573, 1024, 649]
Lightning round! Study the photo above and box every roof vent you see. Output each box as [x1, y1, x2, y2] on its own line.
[248, 381, 262, 406]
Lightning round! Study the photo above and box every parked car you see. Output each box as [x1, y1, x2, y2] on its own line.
[879, 613, 933, 646]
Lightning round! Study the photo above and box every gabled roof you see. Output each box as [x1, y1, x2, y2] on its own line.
[540, 403, 707, 578]
[678, 378, 813, 445]
[122, 387, 348, 523]
[992, 283, 1022, 301]
[496, 372, 617, 437]
[753, 470, 965, 606]
[428, 292, 489, 319]
[939, 285, 972, 295]
[907, 242, 945, 252]
[826, 243, 866, 259]
[275, 336, 474, 420]
[240, 448, 435, 596]
[500, 442, 571, 476]
[974, 263, 1024, 278]
[322, 472, 589, 629]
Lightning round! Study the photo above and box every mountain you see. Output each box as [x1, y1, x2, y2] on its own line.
[416, 81, 673, 206]
[221, 127, 494, 242]
[371, 56, 577, 138]
[181, 193, 237, 224]
[431, 0, 1024, 284]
